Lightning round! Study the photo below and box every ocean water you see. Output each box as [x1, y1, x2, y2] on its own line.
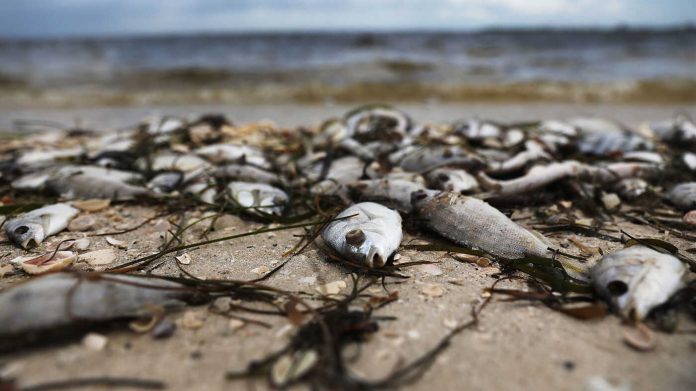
[1, 29, 695, 106]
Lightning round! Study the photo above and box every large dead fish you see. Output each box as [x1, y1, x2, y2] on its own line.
[322, 202, 402, 268]
[0, 273, 192, 340]
[591, 246, 688, 320]
[412, 190, 551, 259]
[5, 203, 79, 248]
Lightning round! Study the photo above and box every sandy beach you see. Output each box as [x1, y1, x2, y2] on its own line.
[1, 102, 694, 391]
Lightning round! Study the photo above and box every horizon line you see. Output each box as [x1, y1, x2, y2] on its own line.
[1, 23, 694, 41]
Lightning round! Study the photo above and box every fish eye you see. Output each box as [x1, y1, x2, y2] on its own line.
[606, 280, 628, 296]
[14, 226, 29, 235]
[413, 191, 427, 201]
[437, 173, 449, 182]
[345, 229, 366, 245]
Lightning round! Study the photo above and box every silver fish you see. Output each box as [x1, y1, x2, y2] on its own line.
[214, 164, 281, 184]
[478, 161, 660, 197]
[613, 178, 648, 200]
[46, 173, 152, 201]
[665, 182, 696, 211]
[322, 202, 402, 268]
[143, 153, 211, 173]
[194, 143, 270, 168]
[412, 190, 550, 259]
[147, 171, 184, 194]
[591, 246, 687, 320]
[486, 140, 551, 175]
[5, 203, 79, 249]
[227, 182, 288, 215]
[0, 273, 190, 338]
[344, 105, 411, 140]
[425, 168, 479, 194]
[393, 145, 484, 173]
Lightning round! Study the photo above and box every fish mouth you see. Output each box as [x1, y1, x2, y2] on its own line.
[365, 246, 386, 268]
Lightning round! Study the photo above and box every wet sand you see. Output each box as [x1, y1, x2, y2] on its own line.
[1, 103, 695, 391]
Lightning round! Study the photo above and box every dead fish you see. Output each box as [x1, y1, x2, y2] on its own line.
[486, 140, 551, 175]
[613, 178, 649, 200]
[322, 202, 402, 268]
[147, 171, 184, 194]
[57, 165, 143, 183]
[683, 152, 696, 171]
[591, 246, 687, 320]
[184, 181, 217, 204]
[194, 143, 270, 168]
[393, 145, 484, 173]
[350, 178, 425, 213]
[344, 104, 410, 141]
[454, 118, 502, 140]
[16, 147, 83, 168]
[46, 173, 152, 201]
[578, 132, 652, 156]
[143, 153, 211, 173]
[650, 115, 696, 145]
[0, 273, 191, 339]
[539, 120, 578, 136]
[5, 203, 79, 248]
[412, 190, 550, 259]
[213, 164, 281, 184]
[665, 182, 696, 211]
[227, 182, 288, 215]
[478, 161, 660, 197]
[425, 168, 479, 194]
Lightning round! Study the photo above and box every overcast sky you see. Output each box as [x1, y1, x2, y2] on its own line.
[0, 0, 694, 38]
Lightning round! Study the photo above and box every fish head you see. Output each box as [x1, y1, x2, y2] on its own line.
[342, 227, 390, 268]
[6, 219, 45, 249]
[410, 189, 440, 210]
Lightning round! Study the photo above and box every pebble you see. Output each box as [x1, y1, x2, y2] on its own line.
[315, 280, 347, 295]
[151, 319, 176, 339]
[106, 236, 128, 249]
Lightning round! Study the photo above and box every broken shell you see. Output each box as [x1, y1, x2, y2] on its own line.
[622, 322, 656, 352]
[105, 236, 128, 249]
[683, 210, 696, 226]
[271, 349, 318, 387]
[82, 332, 108, 351]
[68, 215, 97, 232]
[80, 249, 116, 266]
[420, 283, 445, 298]
[0, 264, 14, 278]
[251, 265, 270, 275]
[228, 319, 245, 332]
[72, 199, 111, 212]
[20, 251, 76, 275]
[74, 237, 91, 250]
[601, 193, 621, 210]
[175, 253, 192, 265]
[179, 311, 205, 329]
[315, 280, 347, 295]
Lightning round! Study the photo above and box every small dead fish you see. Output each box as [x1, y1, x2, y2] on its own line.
[425, 168, 479, 194]
[578, 132, 652, 156]
[184, 182, 218, 204]
[591, 245, 687, 320]
[344, 104, 411, 141]
[350, 178, 425, 213]
[16, 147, 83, 168]
[213, 164, 281, 184]
[46, 173, 152, 201]
[5, 203, 79, 248]
[322, 202, 402, 268]
[412, 190, 550, 259]
[147, 171, 184, 194]
[478, 161, 660, 197]
[454, 118, 502, 140]
[486, 140, 551, 175]
[144, 153, 211, 173]
[227, 182, 288, 215]
[650, 115, 696, 145]
[0, 273, 191, 340]
[393, 145, 484, 173]
[665, 182, 696, 211]
[194, 143, 270, 168]
[613, 178, 648, 200]
[57, 165, 143, 183]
